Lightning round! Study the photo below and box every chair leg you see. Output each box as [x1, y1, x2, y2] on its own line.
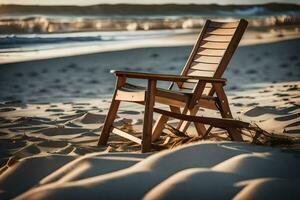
[152, 106, 181, 141]
[214, 83, 243, 141]
[152, 114, 169, 142]
[194, 122, 207, 136]
[98, 98, 121, 146]
[98, 76, 126, 146]
[177, 106, 206, 136]
[142, 80, 156, 153]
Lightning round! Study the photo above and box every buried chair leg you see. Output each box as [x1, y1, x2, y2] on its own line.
[214, 83, 243, 141]
[152, 114, 169, 142]
[152, 106, 180, 142]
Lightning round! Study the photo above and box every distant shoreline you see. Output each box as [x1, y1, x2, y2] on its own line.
[1, 29, 299, 65]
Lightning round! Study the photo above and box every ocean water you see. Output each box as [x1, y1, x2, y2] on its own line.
[0, 3, 299, 63]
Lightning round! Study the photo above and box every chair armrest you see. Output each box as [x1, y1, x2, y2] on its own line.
[110, 70, 226, 83]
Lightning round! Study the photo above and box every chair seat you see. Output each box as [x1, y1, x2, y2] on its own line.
[115, 83, 216, 108]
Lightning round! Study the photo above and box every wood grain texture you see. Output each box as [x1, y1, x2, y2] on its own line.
[142, 79, 156, 152]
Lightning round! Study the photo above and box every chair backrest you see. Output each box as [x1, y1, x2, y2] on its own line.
[178, 19, 248, 96]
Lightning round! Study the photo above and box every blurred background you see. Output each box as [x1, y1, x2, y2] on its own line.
[0, 0, 299, 62]
[0, 0, 299, 102]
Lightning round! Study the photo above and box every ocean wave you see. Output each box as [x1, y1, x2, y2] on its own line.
[0, 29, 191, 46]
[0, 35, 103, 45]
[0, 15, 299, 34]
[219, 7, 267, 16]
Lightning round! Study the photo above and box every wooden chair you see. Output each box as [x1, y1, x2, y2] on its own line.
[98, 19, 248, 152]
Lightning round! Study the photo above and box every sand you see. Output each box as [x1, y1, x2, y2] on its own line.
[0, 33, 299, 199]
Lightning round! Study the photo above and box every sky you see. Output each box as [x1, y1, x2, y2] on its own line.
[0, 0, 299, 5]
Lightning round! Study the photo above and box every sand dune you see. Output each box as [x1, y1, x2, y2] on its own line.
[5, 142, 298, 200]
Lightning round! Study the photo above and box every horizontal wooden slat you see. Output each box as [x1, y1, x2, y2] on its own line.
[181, 82, 213, 90]
[153, 107, 251, 128]
[155, 96, 187, 107]
[208, 21, 239, 28]
[181, 82, 196, 89]
[116, 88, 145, 102]
[190, 62, 219, 71]
[200, 41, 229, 50]
[203, 35, 232, 42]
[185, 79, 199, 83]
[111, 127, 142, 144]
[197, 48, 226, 56]
[206, 28, 236, 35]
[177, 88, 194, 94]
[193, 55, 222, 64]
[187, 70, 215, 77]
[112, 70, 226, 83]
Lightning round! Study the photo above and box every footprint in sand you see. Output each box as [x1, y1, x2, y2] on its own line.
[0, 117, 11, 124]
[150, 53, 159, 58]
[244, 105, 298, 117]
[28, 71, 39, 77]
[274, 93, 290, 97]
[38, 140, 69, 148]
[64, 122, 82, 128]
[87, 68, 97, 73]
[41, 68, 48, 73]
[254, 56, 261, 62]
[4, 100, 23, 106]
[258, 90, 271, 93]
[279, 63, 288, 68]
[284, 128, 300, 134]
[288, 55, 298, 61]
[53, 78, 61, 83]
[39, 88, 49, 93]
[233, 69, 239, 74]
[73, 103, 91, 106]
[14, 72, 23, 77]
[233, 96, 255, 100]
[119, 110, 140, 115]
[246, 69, 257, 74]
[66, 63, 78, 69]
[36, 127, 90, 136]
[59, 68, 68, 73]
[76, 112, 106, 124]
[146, 67, 153, 71]
[0, 108, 16, 112]
[247, 103, 259, 106]
[231, 103, 244, 107]
[167, 66, 176, 70]
[28, 83, 36, 88]
[87, 79, 100, 84]
[286, 85, 299, 91]
[275, 113, 300, 121]
[45, 108, 64, 112]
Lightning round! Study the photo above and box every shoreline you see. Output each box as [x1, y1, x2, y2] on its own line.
[1, 27, 300, 65]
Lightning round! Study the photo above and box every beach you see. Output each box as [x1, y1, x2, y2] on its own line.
[1, 2, 300, 197]
[0, 29, 299, 199]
